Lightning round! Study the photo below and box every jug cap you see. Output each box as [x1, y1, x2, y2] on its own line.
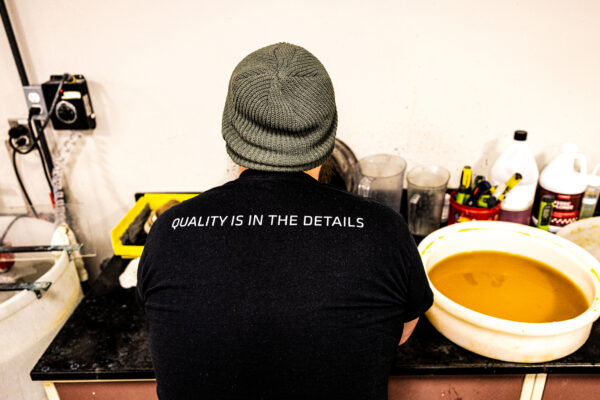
[562, 143, 578, 153]
[514, 130, 527, 141]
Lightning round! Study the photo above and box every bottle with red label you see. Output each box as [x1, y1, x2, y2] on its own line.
[532, 144, 588, 232]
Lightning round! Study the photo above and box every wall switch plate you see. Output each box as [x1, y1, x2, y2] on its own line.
[23, 86, 48, 119]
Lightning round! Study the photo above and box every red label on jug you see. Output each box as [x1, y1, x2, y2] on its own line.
[532, 187, 583, 229]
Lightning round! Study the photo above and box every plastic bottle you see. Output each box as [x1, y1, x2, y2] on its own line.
[579, 164, 600, 219]
[490, 130, 539, 225]
[532, 144, 588, 232]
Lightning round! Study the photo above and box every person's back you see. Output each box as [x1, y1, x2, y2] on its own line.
[137, 43, 433, 399]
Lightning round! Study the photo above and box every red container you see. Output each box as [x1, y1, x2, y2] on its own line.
[0, 244, 15, 273]
[448, 191, 501, 225]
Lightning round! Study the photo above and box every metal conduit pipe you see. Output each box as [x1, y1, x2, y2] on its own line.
[0, 0, 29, 86]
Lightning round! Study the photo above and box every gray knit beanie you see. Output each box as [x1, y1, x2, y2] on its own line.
[222, 43, 337, 172]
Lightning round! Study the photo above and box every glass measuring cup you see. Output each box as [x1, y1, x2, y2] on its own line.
[355, 154, 407, 213]
[407, 165, 450, 236]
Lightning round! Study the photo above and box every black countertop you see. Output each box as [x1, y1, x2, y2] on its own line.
[31, 256, 154, 381]
[31, 255, 600, 381]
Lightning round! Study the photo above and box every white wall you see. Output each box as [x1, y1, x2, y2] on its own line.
[1, 0, 599, 278]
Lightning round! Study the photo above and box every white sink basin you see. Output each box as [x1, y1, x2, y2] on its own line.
[0, 217, 83, 399]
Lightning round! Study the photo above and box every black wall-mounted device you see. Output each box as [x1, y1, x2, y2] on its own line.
[41, 74, 96, 130]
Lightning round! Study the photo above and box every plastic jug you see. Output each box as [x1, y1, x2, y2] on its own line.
[532, 144, 587, 232]
[579, 164, 600, 219]
[490, 130, 539, 225]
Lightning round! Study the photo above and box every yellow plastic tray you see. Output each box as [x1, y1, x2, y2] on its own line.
[110, 193, 198, 258]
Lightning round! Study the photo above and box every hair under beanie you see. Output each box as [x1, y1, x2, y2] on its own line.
[222, 43, 337, 172]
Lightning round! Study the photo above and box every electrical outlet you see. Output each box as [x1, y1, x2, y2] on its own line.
[23, 85, 48, 119]
[7, 118, 34, 151]
[7, 118, 28, 129]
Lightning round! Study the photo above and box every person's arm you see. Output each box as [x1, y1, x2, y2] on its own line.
[399, 318, 419, 345]
[392, 214, 433, 346]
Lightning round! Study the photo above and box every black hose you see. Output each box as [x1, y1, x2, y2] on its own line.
[0, 214, 27, 243]
[0, 0, 29, 86]
[41, 74, 69, 131]
[28, 115, 54, 192]
[36, 74, 71, 180]
[2, 1, 56, 212]
[33, 118, 55, 180]
[11, 149, 39, 218]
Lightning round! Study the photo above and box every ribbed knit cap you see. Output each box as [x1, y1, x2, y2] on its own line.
[222, 43, 337, 171]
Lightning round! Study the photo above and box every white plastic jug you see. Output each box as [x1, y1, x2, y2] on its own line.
[490, 130, 539, 225]
[532, 144, 588, 232]
[579, 164, 600, 219]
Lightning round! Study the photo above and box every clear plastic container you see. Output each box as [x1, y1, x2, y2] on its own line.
[406, 165, 450, 236]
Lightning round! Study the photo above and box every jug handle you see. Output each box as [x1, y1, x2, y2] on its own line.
[574, 154, 588, 175]
[593, 163, 600, 176]
[409, 193, 421, 216]
[357, 176, 374, 198]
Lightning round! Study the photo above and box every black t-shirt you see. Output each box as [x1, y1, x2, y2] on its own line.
[137, 170, 433, 400]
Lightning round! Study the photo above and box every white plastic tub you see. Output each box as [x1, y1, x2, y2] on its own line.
[418, 221, 600, 363]
[0, 218, 83, 400]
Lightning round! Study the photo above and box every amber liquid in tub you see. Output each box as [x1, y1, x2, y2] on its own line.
[428, 251, 589, 323]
